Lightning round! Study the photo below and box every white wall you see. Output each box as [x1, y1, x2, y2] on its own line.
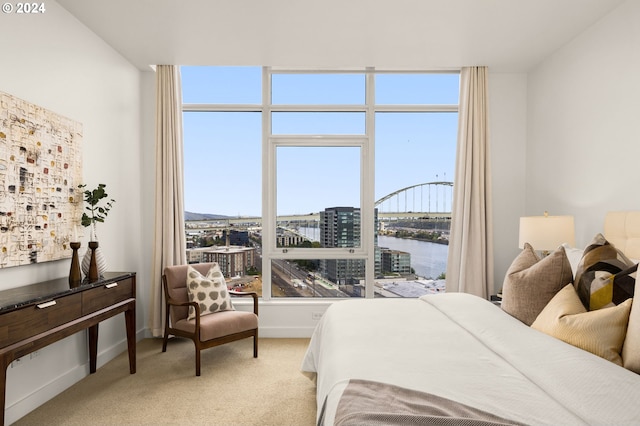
[526, 0, 640, 248]
[488, 73, 528, 290]
[0, 2, 145, 424]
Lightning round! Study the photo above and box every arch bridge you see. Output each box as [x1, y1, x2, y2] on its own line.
[185, 181, 454, 230]
[375, 181, 453, 220]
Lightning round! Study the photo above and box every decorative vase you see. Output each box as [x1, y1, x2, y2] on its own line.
[88, 241, 99, 282]
[69, 242, 82, 287]
[82, 240, 107, 280]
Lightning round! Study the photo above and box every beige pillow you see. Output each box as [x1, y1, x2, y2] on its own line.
[501, 244, 573, 325]
[622, 278, 639, 373]
[186, 264, 234, 320]
[532, 284, 632, 366]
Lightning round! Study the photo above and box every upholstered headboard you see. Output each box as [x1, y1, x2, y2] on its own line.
[604, 211, 640, 260]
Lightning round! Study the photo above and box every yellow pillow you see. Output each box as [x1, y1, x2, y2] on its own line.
[531, 284, 632, 365]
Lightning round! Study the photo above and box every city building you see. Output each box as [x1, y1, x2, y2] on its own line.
[380, 248, 412, 275]
[222, 229, 249, 246]
[318, 207, 381, 295]
[319, 207, 363, 288]
[276, 232, 307, 247]
[186, 246, 257, 278]
[201, 245, 256, 278]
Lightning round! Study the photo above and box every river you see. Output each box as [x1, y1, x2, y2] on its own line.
[377, 235, 448, 279]
[297, 227, 448, 279]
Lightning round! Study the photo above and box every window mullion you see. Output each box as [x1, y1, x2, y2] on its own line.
[183, 104, 263, 112]
[364, 71, 376, 299]
[262, 67, 273, 301]
[270, 104, 367, 113]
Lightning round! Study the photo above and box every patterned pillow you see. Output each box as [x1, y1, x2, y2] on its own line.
[501, 243, 573, 326]
[574, 234, 636, 310]
[532, 284, 632, 366]
[186, 264, 234, 320]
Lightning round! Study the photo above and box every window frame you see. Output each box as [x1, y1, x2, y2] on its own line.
[182, 66, 460, 301]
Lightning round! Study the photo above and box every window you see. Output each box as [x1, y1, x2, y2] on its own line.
[182, 67, 459, 299]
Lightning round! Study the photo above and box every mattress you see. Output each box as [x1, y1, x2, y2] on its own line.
[301, 293, 640, 425]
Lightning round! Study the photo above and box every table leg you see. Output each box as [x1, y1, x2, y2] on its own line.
[1, 357, 7, 426]
[125, 302, 136, 374]
[88, 324, 98, 374]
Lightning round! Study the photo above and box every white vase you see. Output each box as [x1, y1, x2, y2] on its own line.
[81, 240, 107, 278]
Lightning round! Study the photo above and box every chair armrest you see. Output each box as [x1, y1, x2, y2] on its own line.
[230, 291, 258, 316]
[164, 296, 201, 327]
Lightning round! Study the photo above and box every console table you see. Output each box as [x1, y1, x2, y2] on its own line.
[0, 272, 136, 425]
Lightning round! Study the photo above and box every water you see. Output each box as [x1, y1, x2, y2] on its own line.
[377, 235, 448, 279]
[296, 227, 448, 279]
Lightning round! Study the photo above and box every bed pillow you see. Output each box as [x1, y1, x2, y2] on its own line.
[501, 243, 573, 326]
[531, 284, 632, 366]
[186, 264, 234, 320]
[622, 280, 640, 374]
[561, 243, 584, 278]
[574, 233, 636, 310]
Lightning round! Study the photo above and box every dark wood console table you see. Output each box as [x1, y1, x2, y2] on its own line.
[0, 272, 136, 425]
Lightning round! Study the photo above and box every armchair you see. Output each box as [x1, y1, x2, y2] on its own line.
[162, 263, 258, 376]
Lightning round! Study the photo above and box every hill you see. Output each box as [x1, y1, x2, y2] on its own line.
[184, 211, 231, 221]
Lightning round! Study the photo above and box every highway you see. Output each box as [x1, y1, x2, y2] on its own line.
[271, 259, 347, 297]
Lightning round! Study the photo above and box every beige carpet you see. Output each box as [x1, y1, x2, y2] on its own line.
[14, 338, 317, 426]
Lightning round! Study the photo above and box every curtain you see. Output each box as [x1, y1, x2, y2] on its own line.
[445, 66, 494, 298]
[149, 65, 187, 337]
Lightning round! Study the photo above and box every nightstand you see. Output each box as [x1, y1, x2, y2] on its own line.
[490, 293, 502, 306]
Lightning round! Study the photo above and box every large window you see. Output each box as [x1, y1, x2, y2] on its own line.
[182, 67, 459, 299]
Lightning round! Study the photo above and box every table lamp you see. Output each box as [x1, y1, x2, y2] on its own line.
[518, 211, 575, 256]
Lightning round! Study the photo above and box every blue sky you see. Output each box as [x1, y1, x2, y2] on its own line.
[181, 67, 458, 217]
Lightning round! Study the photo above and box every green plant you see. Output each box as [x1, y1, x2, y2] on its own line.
[79, 183, 115, 229]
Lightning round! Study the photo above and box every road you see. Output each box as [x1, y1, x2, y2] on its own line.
[271, 259, 347, 297]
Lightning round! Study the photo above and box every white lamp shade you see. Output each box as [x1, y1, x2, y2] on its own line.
[518, 215, 575, 250]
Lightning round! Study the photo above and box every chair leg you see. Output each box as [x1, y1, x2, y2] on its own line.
[162, 331, 169, 353]
[195, 347, 201, 376]
[162, 306, 170, 353]
[253, 331, 258, 358]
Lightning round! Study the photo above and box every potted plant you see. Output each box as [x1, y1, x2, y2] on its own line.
[79, 183, 115, 239]
[78, 183, 115, 278]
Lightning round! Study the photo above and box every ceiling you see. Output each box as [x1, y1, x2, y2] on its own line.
[57, 0, 626, 72]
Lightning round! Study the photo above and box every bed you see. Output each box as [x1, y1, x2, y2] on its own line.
[301, 211, 640, 425]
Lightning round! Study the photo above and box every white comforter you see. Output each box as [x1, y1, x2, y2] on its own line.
[301, 293, 640, 425]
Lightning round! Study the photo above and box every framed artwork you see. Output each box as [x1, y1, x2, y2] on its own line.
[0, 91, 83, 267]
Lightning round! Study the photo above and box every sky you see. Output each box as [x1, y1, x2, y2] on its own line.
[181, 67, 459, 217]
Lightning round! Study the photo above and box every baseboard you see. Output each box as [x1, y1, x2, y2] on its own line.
[258, 326, 316, 338]
[5, 329, 146, 425]
[5, 362, 87, 425]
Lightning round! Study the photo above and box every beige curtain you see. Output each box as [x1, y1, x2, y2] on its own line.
[445, 66, 494, 298]
[149, 65, 187, 337]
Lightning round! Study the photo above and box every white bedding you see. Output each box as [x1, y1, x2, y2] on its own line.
[301, 293, 640, 425]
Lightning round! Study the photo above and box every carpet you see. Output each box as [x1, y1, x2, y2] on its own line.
[14, 337, 317, 426]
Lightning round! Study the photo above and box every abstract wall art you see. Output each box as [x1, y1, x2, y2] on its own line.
[0, 91, 83, 267]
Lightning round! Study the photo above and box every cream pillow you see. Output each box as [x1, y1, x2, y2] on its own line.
[532, 284, 632, 366]
[501, 244, 573, 326]
[622, 278, 640, 373]
[186, 264, 234, 320]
